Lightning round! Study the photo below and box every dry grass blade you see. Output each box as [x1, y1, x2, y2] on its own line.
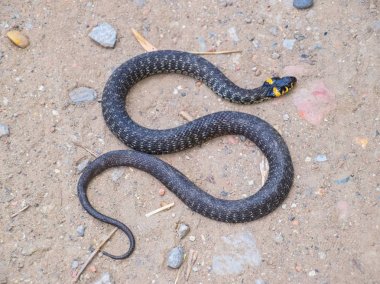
[145, 202, 175, 217]
[73, 142, 98, 158]
[73, 228, 118, 283]
[131, 28, 157, 52]
[179, 111, 194, 121]
[11, 204, 30, 218]
[185, 249, 198, 281]
[190, 50, 242, 55]
[260, 156, 269, 186]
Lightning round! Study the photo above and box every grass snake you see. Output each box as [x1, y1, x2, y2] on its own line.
[77, 50, 296, 260]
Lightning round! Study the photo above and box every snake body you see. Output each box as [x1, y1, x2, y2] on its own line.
[77, 50, 296, 259]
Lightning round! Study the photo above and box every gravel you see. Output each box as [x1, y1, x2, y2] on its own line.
[314, 154, 327, 162]
[92, 272, 114, 284]
[77, 159, 90, 173]
[76, 225, 85, 237]
[89, 23, 117, 48]
[283, 39, 296, 50]
[0, 124, 9, 137]
[69, 87, 97, 104]
[293, 0, 313, 9]
[177, 223, 190, 239]
[228, 27, 239, 43]
[167, 246, 185, 269]
[71, 260, 79, 269]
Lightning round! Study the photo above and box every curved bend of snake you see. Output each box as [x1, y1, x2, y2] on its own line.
[77, 50, 297, 260]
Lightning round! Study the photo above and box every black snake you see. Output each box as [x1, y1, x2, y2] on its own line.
[77, 50, 296, 260]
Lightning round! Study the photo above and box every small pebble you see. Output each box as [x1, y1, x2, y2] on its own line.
[111, 168, 124, 181]
[0, 124, 10, 137]
[269, 27, 278, 36]
[92, 272, 114, 284]
[305, 156, 312, 162]
[76, 225, 85, 237]
[248, 180, 254, 186]
[159, 188, 165, 196]
[274, 233, 284, 244]
[6, 30, 30, 48]
[71, 260, 79, 269]
[271, 52, 281, 59]
[308, 269, 317, 277]
[77, 159, 90, 173]
[294, 33, 306, 41]
[314, 154, 327, 162]
[69, 87, 97, 104]
[283, 114, 290, 121]
[189, 235, 196, 242]
[167, 246, 185, 269]
[177, 223, 190, 239]
[254, 69, 262, 76]
[283, 39, 296, 50]
[89, 23, 117, 48]
[318, 251, 326, 259]
[197, 36, 207, 52]
[335, 176, 350, 185]
[228, 27, 239, 43]
[293, 0, 313, 9]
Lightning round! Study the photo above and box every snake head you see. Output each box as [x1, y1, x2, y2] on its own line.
[264, 76, 297, 98]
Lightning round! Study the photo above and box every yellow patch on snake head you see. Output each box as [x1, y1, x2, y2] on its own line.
[265, 78, 274, 85]
[273, 87, 282, 97]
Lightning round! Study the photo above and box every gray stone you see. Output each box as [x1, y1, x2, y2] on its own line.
[314, 154, 327, 162]
[271, 52, 281, 59]
[77, 159, 90, 173]
[197, 36, 207, 52]
[269, 26, 278, 36]
[69, 87, 96, 104]
[228, 27, 239, 43]
[212, 232, 261, 275]
[293, 0, 313, 9]
[92, 272, 113, 284]
[71, 260, 79, 269]
[283, 39, 296, 50]
[76, 225, 85, 237]
[0, 124, 9, 137]
[133, 0, 145, 7]
[167, 246, 185, 269]
[89, 23, 117, 48]
[283, 114, 290, 121]
[177, 223, 190, 239]
[335, 176, 350, 185]
[111, 168, 124, 182]
[274, 232, 284, 244]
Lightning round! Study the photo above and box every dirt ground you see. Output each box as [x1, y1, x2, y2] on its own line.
[1, 1, 379, 283]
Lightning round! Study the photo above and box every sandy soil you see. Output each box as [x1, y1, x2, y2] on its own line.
[1, 1, 379, 283]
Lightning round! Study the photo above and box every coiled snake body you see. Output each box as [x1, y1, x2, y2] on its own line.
[77, 50, 296, 259]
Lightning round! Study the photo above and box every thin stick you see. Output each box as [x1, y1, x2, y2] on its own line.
[11, 204, 30, 218]
[73, 142, 98, 158]
[189, 50, 242, 55]
[179, 111, 194, 122]
[185, 249, 198, 281]
[131, 28, 158, 52]
[73, 228, 118, 283]
[145, 202, 175, 217]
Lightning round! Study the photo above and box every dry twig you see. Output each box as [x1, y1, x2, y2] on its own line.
[145, 202, 175, 217]
[73, 142, 98, 158]
[179, 111, 194, 121]
[131, 28, 157, 52]
[185, 249, 198, 281]
[73, 228, 118, 283]
[11, 204, 30, 218]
